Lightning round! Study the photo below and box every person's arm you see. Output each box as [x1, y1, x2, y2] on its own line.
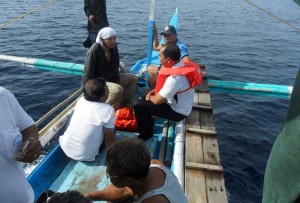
[82, 49, 96, 86]
[16, 125, 43, 163]
[148, 93, 166, 105]
[6, 89, 43, 163]
[103, 127, 116, 149]
[84, 185, 134, 201]
[152, 23, 161, 51]
[114, 44, 120, 73]
[158, 76, 186, 105]
[84, 0, 90, 17]
[151, 159, 165, 166]
[145, 89, 166, 105]
[103, 107, 116, 148]
[145, 89, 155, 101]
[178, 42, 190, 63]
[181, 55, 191, 63]
[147, 66, 159, 77]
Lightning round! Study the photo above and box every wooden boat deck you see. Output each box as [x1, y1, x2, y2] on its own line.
[28, 68, 228, 203]
[28, 131, 159, 203]
[185, 68, 228, 202]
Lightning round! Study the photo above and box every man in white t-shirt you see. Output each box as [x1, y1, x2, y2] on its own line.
[0, 86, 43, 203]
[59, 78, 116, 161]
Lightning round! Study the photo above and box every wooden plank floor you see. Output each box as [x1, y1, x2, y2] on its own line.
[53, 132, 157, 191]
[185, 68, 227, 203]
[33, 132, 157, 203]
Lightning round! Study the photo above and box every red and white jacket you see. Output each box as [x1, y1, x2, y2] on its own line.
[155, 61, 202, 94]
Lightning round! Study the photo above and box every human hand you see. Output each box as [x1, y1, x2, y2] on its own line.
[83, 193, 91, 199]
[88, 15, 95, 22]
[152, 22, 157, 33]
[146, 90, 155, 101]
[16, 138, 43, 163]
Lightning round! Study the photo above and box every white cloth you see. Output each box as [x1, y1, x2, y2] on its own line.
[137, 164, 188, 203]
[158, 61, 195, 116]
[96, 27, 117, 45]
[0, 87, 35, 203]
[59, 97, 115, 161]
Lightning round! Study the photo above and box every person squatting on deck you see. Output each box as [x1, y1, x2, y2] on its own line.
[82, 27, 138, 109]
[59, 78, 116, 161]
[83, 0, 109, 47]
[84, 137, 188, 203]
[0, 87, 43, 203]
[147, 24, 190, 80]
[134, 44, 202, 140]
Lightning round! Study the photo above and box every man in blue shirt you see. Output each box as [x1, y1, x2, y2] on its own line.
[148, 24, 191, 78]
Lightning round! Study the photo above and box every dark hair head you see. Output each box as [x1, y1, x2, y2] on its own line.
[161, 44, 181, 61]
[106, 138, 151, 179]
[38, 190, 92, 203]
[83, 78, 106, 102]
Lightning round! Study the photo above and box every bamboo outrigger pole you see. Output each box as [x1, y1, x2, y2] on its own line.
[35, 88, 82, 127]
[0, 54, 293, 97]
[38, 93, 82, 146]
[208, 79, 293, 96]
[145, 0, 156, 87]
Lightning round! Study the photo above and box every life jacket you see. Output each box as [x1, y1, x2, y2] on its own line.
[155, 61, 202, 94]
[115, 107, 138, 131]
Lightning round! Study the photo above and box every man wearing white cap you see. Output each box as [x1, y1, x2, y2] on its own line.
[82, 27, 138, 109]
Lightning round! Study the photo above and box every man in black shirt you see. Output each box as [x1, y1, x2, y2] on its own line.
[82, 27, 138, 109]
[84, 0, 109, 47]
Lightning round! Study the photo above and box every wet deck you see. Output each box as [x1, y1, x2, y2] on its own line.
[185, 68, 228, 202]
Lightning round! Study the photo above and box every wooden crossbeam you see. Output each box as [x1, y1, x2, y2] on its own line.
[193, 104, 213, 111]
[186, 127, 217, 136]
[186, 162, 223, 172]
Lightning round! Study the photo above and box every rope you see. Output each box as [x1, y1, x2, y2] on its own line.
[35, 88, 81, 127]
[244, 0, 300, 33]
[120, 55, 128, 61]
[0, 0, 59, 29]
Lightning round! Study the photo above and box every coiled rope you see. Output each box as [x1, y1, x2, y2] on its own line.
[0, 0, 59, 29]
[244, 0, 300, 33]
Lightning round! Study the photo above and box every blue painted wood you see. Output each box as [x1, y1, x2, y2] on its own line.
[28, 131, 159, 202]
[27, 144, 69, 200]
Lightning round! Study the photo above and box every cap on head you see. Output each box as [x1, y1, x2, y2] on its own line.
[160, 25, 177, 35]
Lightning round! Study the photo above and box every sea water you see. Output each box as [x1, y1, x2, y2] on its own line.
[1, 0, 300, 202]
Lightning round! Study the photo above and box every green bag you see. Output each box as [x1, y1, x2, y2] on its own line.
[294, 0, 300, 7]
[263, 69, 300, 203]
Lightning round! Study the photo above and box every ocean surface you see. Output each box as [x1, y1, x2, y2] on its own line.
[1, 0, 300, 202]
